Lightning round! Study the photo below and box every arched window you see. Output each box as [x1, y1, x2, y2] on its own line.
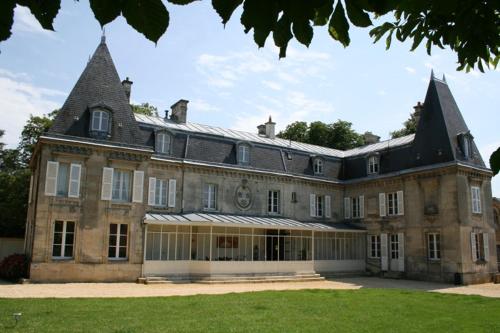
[91, 110, 110, 132]
[367, 155, 379, 174]
[156, 132, 171, 154]
[313, 158, 323, 175]
[238, 144, 250, 164]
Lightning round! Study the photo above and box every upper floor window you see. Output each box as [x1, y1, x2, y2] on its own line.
[351, 197, 361, 218]
[44, 161, 81, 198]
[367, 155, 379, 174]
[112, 169, 131, 202]
[52, 220, 75, 259]
[313, 158, 323, 175]
[238, 144, 250, 164]
[91, 110, 110, 132]
[156, 132, 171, 154]
[315, 195, 324, 217]
[428, 233, 441, 260]
[379, 191, 404, 217]
[471, 186, 481, 214]
[387, 192, 399, 216]
[459, 132, 474, 160]
[471, 232, 488, 262]
[268, 190, 281, 214]
[154, 179, 168, 207]
[203, 183, 217, 210]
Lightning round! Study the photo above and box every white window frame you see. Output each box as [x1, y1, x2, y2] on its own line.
[369, 235, 381, 258]
[428, 233, 441, 260]
[313, 158, 323, 175]
[155, 179, 168, 207]
[390, 234, 399, 259]
[52, 220, 75, 259]
[238, 144, 250, 164]
[351, 197, 360, 218]
[91, 110, 110, 132]
[156, 132, 171, 154]
[315, 195, 324, 217]
[471, 186, 481, 214]
[203, 183, 217, 210]
[387, 192, 399, 216]
[108, 223, 128, 260]
[268, 190, 281, 215]
[367, 155, 379, 174]
[112, 169, 132, 202]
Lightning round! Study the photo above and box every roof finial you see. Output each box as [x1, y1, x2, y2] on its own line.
[101, 28, 106, 44]
[430, 69, 435, 80]
[442, 74, 447, 83]
[268, 115, 272, 123]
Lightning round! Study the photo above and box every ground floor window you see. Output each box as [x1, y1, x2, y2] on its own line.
[369, 235, 380, 258]
[52, 220, 75, 259]
[427, 233, 441, 260]
[390, 234, 399, 259]
[109, 223, 128, 259]
[314, 232, 365, 260]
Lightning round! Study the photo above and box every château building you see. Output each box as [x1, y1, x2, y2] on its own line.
[24, 37, 498, 284]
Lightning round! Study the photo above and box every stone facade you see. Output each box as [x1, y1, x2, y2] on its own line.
[24, 39, 498, 284]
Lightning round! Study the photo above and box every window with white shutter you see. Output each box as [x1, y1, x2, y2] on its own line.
[101, 167, 113, 200]
[483, 233, 489, 262]
[68, 164, 82, 198]
[397, 233, 405, 271]
[344, 197, 351, 219]
[325, 195, 331, 218]
[45, 161, 59, 196]
[397, 191, 404, 215]
[471, 186, 481, 214]
[379, 193, 386, 217]
[471, 232, 478, 261]
[132, 171, 144, 203]
[310, 194, 316, 217]
[359, 195, 365, 218]
[380, 233, 388, 270]
[168, 179, 176, 208]
[148, 177, 156, 206]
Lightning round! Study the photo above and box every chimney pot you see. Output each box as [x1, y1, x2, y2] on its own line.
[413, 101, 423, 127]
[122, 77, 133, 103]
[170, 99, 189, 124]
[363, 131, 380, 145]
[265, 116, 276, 139]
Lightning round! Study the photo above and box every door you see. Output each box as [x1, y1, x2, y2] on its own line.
[389, 233, 405, 272]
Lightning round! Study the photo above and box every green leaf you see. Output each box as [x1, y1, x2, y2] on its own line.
[313, 0, 333, 26]
[345, 0, 372, 28]
[490, 147, 500, 176]
[16, 0, 61, 30]
[212, 0, 243, 25]
[122, 0, 169, 43]
[329, 1, 350, 47]
[0, 0, 16, 42]
[89, 0, 123, 26]
[167, 0, 198, 4]
[292, 20, 313, 47]
[272, 14, 292, 58]
[253, 27, 270, 48]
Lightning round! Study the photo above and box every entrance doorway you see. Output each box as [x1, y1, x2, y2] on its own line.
[265, 230, 286, 261]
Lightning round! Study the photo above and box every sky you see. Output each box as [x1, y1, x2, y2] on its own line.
[0, 1, 498, 195]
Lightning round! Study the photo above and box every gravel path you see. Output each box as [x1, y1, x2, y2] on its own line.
[0, 277, 498, 298]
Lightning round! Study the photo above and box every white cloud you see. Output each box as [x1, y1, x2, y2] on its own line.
[189, 99, 220, 113]
[405, 66, 416, 74]
[0, 68, 64, 147]
[480, 141, 500, 197]
[12, 6, 58, 39]
[262, 80, 282, 91]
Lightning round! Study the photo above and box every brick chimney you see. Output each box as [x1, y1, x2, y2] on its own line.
[363, 131, 380, 145]
[121, 77, 133, 102]
[170, 99, 189, 124]
[265, 116, 276, 139]
[413, 101, 423, 127]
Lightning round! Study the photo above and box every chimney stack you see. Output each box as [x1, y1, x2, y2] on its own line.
[265, 116, 276, 139]
[413, 101, 423, 127]
[170, 99, 189, 124]
[363, 131, 380, 145]
[121, 77, 133, 103]
[257, 124, 266, 136]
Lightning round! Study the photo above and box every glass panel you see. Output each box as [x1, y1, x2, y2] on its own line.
[120, 224, 128, 234]
[146, 233, 154, 260]
[64, 245, 73, 258]
[65, 233, 74, 246]
[118, 247, 127, 258]
[56, 163, 69, 196]
[66, 222, 75, 233]
[101, 112, 109, 131]
[108, 246, 116, 258]
[53, 233, 62, 245]
[110, 224, 117, 234]
[109, 235, 117, 247]
[52, 245, 61, 257]
[54, 221, 63, 232]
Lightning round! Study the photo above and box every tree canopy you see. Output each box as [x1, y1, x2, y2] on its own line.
[131, 103, 159, 117]
[390, 109, 418, 139]
[1, 1, 498, 71]
[277, 120, 364, 150]
[18, 110, 58, 166]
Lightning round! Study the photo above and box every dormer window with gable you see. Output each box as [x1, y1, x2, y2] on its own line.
[313, 157, 323, 175]
[458, 132, 474, 160]
[156, 131, 171, 155]
[89, 105, 112, 140]
[367, 155, 379, 175]
[238, 144, 250, 165]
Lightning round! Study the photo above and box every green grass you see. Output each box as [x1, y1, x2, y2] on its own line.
[0, 289, 499, 332]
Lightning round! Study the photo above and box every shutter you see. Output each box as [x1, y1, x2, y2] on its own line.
[168, 179, 176, 208]
[44, 161, 59, 196]
[397, 190, 404, 215]
[471, 188, 476, 213]
[132, 171, 144, 203]
[101, 167, 113, 200]
[483, 233, 489, 262]
[380, 233, 388, 270]
[359, 195, 365, 218]
[68, 164, 82, 198]
[28, 175, 34, 203]
[366, 235, 372, 258]
[477, 188, 481, 213]
[344, 197, 351, 219]
[379, 193, 386, 217]
[310, 194, 316, 217]
[398, 233, 405, 271]
[148, 177, 156, 206]
[470, 232, 477, 261]
[325, 195, 331, 218]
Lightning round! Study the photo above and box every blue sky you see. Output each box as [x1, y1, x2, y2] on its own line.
[0, 1, 498, 195]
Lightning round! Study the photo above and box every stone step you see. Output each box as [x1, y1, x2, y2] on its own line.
[139, 273, 324, 284]
[197, 277, 325, 284]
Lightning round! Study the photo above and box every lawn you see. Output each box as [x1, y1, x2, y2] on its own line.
[0, 289, 499, 332]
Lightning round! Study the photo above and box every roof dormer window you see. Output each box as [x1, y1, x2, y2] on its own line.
[238, 144, 250, 165]
[91, 110, 110, 132]
[458, 132, 474, 160]
[367, 155, 379, 175]
[313, 157, 323, 175]
[156, 131, 171, 155]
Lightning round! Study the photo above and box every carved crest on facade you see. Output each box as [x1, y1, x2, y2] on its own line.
[235, 179, 252, 210]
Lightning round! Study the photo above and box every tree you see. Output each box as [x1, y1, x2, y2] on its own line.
[491, 147, 500, 177]
[390, 110, 418, 138]
[0, 1, 498, 72]
[131, 103, 159, 117]
[277, 119, 364, 150]
[18, 110, 58, 166]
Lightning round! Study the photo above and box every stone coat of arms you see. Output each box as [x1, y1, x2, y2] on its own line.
[235, 179, 252, 210]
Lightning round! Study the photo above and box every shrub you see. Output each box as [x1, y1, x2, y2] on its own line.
[0, 253, 29, 281]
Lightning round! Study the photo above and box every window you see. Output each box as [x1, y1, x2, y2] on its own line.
[238, 145, 250, 164]
[471, 186, 481, 214]
[388, 192, 399, 216]
[316, 195, 324, 217]
[291, 192, 297, 203]
[52, 221, 75, 259]
[367, 155, 379, 174]
[45, 161, 82, 198]
[369, 235, 381, 258]
[112, 169, 131, 202]
[108, 223, 128, 259]
[351, 197, 360, 218]
[154, 179, 168, 207]
[203, 183, 217, 210]
[156, 132, 171, 154]
[473, 233, 484, 261]
[313, 158, 323, 175]
[91, 110, 110, 132]
[390, 234, 399, 259]
[268, 190, 281, 214]
[428, 233, 441, 260]
[56, 163, 70, 197]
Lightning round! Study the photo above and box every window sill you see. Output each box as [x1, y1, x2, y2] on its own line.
[108, 258, 129, 263]
[428, 259, 441, 263]
[51, 257, 74, 261]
